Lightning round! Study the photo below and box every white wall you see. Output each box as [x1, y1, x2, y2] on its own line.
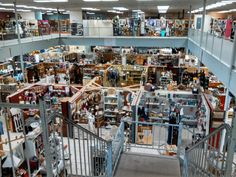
[19, 12, 36, 20]
[83, 20, 113, 36]
[194, 14, 212, 32]
[69, 11, 83, 23]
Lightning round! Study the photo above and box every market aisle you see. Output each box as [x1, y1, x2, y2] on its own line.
[114, 152, 181, 177]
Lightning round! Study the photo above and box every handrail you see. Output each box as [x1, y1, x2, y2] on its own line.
[62, 114, 109, 143]
[122, 119, 180, 127]
[186, 123, 231, 152]
[183, 123, 235, 177]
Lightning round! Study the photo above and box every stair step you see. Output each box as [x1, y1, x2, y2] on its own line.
[114, 152, 181, 177]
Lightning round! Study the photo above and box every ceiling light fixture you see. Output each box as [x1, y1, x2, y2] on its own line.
[157, 6, 169, 13]
[107, 10, 123, 14]
[0, 3, 14, 7]
[1, 8, 14, 11]
[81, 7, 100, 11]
[83, 0, 118, 1]
[113, 7, 128, 11]
[87, 12, 95, 14]
[34, 0, 68, 2]
[17, 9, 32, 12]
[191, 0, 236, 13]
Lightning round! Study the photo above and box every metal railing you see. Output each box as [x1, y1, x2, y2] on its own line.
[0, 100, 113, 177]
[61, 117, 110, 177]
[183, 123, 236, 177]
[111, 121, 125, 176]
[0, 27, 60, 47]
[120, 120, 197, 159]
[188, 28, 236, 68]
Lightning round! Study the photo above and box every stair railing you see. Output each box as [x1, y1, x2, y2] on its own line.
[183, 123, 236, 177]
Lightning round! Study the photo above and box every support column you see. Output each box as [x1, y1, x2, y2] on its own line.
[107, 140, 113, 177]
[186, 4, 192, 55]
[4, 108, 16, 177]
[198, 0, 206, 71]
[57, 8, 61, 39]
[39, 100, 54, 177]
[225, 100, 236, 176]
[13, 0, 25, 82]
[220, 89, 232, 152]
[220, 22, 236, 154]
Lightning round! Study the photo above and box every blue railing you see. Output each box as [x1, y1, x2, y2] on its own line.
[183, 123, 236, 177]
[188, 28, 236, 68]
[111, 121, 125, 175]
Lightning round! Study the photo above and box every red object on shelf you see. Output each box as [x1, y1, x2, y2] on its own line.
[225, 19, 232, 39]
[218, 95, 226, 111]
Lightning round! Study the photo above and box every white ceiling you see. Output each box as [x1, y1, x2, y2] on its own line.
[0, 0, 235, 13]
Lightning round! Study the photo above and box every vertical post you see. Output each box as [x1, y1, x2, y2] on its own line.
[226, 31, 236, 89]
[67, 103, 73, 138]
[225, 102, 236, 176]
[120, 121, 125, 152]
[107, 140, 113, 177]
[185, 4, 192, 55]
[198, 0, 206, 71]
[20, 110, 31, 177]
[13, 0, 25, 82]
[188, 5, 192, 31]
[4, 108, 16, 177]
[219, 37, 224, 60]
[57, 8, 61, 38]
[186, 5, 192, 55]
[177, 122, 183, 157]
[39, 99, 54, 177]
[220, 89, 231, 152]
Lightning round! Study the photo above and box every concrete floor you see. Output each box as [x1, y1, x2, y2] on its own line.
[114, 152, 181, 177]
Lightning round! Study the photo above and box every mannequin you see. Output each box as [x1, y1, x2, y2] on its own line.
[87, 111, 96, 134]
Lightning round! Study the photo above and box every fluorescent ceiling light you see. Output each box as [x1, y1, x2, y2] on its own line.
[1, 8, 14, 11]
[46, 12, 54, 15]
[132, 9, 142, 12]
[0, 7, 6, 10]
[157, 5, 169, 13]
[132, 9, 144, 13]
[87, 12, 95, 14]
[191, 0, 236, 13]
[113, 7, 128, 11]
[83, 0, 118, 1]
[34, 0, 68, 2]
[107, 10, 123, 14]
[81, 7, 100, 11]
[157, 6, 169, 10]
[16, 5, 27, 8]
[17, 9, 32, 12]
[63, 11, 70, 14]
[0, 3, 14, 7]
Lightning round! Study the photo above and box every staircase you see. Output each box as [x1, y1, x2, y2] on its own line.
[114, 152, 181, 177]
[182, 124, 236, 177]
